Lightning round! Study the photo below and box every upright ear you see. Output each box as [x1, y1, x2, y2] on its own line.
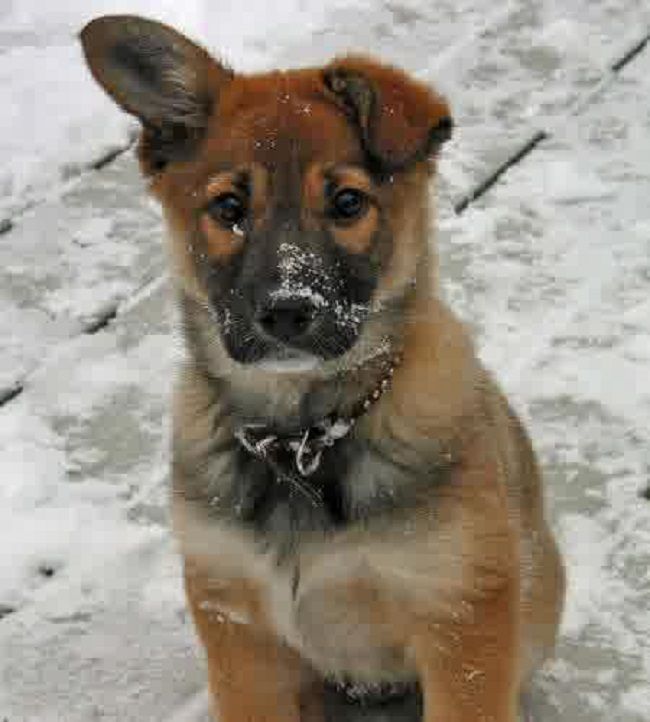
[323, 56, 452, 171]
[80, 15, 233, 172]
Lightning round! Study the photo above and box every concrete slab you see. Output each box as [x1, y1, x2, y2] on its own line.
[0, 153, 165, 393]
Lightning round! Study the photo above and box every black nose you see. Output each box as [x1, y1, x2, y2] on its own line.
[256, 297, 317, 342]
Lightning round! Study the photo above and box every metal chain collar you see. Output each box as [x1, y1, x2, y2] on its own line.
[234, 352, 403, 488]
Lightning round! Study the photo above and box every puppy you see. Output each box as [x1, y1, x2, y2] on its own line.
[80, 16, 565, 722]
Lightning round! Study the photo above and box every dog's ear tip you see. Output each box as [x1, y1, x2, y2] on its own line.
[78, 15, 124, 53]
[431, 115, 454, 145]
[78, 16, 104, 48]
[79, 15, 159, 48]
[80, 14, 118, 36]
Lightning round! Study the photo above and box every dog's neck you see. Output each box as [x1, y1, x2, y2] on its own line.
[207, 334, 402, 432]
[232, 350, 401, 482]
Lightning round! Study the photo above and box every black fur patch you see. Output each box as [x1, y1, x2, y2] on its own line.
[229, 440, 352, 558]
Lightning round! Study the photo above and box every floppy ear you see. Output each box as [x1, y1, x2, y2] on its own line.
[80, 15, 232, 171]
[323, 56, 452, 171]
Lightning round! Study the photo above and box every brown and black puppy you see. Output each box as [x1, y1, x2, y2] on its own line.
[80, 16, 565, 722]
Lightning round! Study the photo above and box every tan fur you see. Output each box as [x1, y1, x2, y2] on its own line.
[81, 16, 565, 722]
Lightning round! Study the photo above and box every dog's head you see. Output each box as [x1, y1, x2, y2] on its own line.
[80, 16, 452, 371]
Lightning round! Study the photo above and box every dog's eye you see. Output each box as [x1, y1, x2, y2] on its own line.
[206, 193, 247, 232]
[330, 188, 368, 222]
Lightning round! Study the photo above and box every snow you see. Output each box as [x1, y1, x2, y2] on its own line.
[1, 0, 650, 720]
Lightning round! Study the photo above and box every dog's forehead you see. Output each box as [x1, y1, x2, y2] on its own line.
[202, 70, 363, 169]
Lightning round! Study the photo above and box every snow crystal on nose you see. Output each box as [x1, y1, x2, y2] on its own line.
[269, 284, 327, 308]
[274, 242, 370, 329]
[275, 242, 329, 305]
[277, 242, 324, 275]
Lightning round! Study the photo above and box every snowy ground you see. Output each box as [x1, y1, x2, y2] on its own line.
[1, 1, 649, 720]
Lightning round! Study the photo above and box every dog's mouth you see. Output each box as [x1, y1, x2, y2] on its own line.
[255, 350, 321, 374]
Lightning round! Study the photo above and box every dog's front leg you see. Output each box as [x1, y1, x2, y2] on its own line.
[411, 440, 521, 721]
[184, 565, 323, 722]
[411, 578, 520, 722]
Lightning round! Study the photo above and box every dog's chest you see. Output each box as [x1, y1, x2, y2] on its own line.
[183, 436, 432, 679]
[192, 506, 412, 681]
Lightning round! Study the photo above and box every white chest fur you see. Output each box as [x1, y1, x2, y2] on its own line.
[174, 499, 413, 680]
